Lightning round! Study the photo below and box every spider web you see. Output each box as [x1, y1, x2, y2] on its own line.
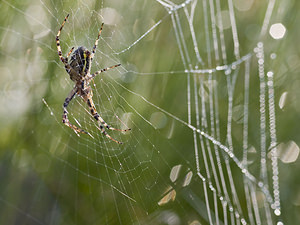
[0, 0, 299, 224]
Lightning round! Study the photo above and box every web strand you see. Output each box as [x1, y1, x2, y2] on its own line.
[0, 0, 285, 224]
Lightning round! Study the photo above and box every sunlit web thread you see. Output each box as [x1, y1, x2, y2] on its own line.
[114, 19, 163, 55]
[43, 100, 148, 208]
[212, 1, 225, 186]
[267, 70, 281, 215]
[183, 1, 204, 65]
[242, 58, 258, 224]
[225, 67, 245, 222]
[157, 0, 194, 13]
[115, 0, 194, 55]
[160, 0, 204, 65]
[228, 0, 240, 60]
[0, 0, 287, 224]
[170, 2, 221, 222]
[2, 0, 54, 36]
[204, 0, 220, 64]
[56, 0, 280, 222]
[260, 0, 276, 38]
[198, 77, 223, 224]
[170, 2, 226, 222]
[208, 74, 230, 225]
[215, 0, 228, 65]
[172, 2, 280, 223]
[125, 52, 252, 76]
[79, 5, 276, 225]
[256, 42, 269, 184]
[136, 1, 279, 223]
[42, 99, 137, 202]
[110, 72, 276, 205]
[168, 1, 262, 223]
[46, 142, 137, 203]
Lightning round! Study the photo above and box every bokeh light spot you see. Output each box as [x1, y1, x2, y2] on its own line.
[269, 23, 286, 39]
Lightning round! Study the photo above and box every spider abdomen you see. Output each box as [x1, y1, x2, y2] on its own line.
[68, 46, 90, 79]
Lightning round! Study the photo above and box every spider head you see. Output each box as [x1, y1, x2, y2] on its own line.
[69, 46, 91, 77]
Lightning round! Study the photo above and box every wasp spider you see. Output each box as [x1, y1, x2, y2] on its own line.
[56, 14, 130, 144]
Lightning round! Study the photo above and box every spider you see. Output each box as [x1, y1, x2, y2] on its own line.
[56, 14, 130, 144]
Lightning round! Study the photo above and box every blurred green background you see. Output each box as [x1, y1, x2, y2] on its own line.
[0, 0, 300, 224]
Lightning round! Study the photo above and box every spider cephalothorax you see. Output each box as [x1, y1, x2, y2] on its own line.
[56, 14, 130, 144]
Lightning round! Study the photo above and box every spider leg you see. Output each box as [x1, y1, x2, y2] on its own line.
[87, 63, 121, 82]
[66, 47, 75, 59]
[62, 87, 88, 135]
[56, 15, 81, 78]
[86, 22, 121, 80]
[84, 90, 129, 144]
[56, 14, 69, 64]
[90, 23, 104, 63]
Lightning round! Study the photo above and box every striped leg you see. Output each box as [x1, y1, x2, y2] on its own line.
[66, 47, 74, 60]
[90, 23, 104, 62]
[87, 63, 121, 82]
[84, 90, 130, 144]
[56, 14, 69, 64]
[56, 15, 80, 77]
[62, 87, 88, 135]
[87, 23, 104, 75]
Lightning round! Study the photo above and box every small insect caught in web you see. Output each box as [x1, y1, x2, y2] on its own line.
[56, 14, 131, 144]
